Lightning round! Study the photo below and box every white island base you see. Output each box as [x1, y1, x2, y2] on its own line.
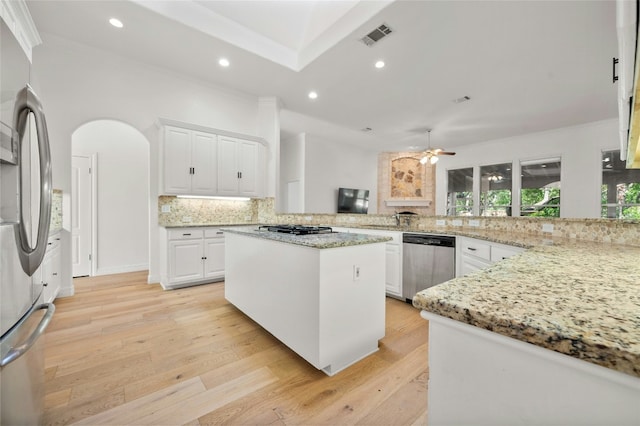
[423, 311, 640, 425]
[225, 232, 386, 376]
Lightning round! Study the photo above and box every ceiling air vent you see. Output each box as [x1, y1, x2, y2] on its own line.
[360, 24, 393, 47]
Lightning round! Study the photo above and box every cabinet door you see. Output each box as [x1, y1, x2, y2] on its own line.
[203, 238, 225, 280]
[491, 245, 524, 262]
[164, 126, 192, 194]
[460, 255, 491, 277]
[237, 140, 259, 196]
[385, 243, 402, 297]
[168, 239, 204, 284]
[191, 131, 217, 195]
[47, 247, 61, 302]
[216, 136, 239, 195]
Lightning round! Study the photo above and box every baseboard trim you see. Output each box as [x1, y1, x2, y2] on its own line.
[95, 264, 149, 276]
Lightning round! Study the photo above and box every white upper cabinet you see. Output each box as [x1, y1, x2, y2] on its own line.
[190, 131, 217, 195]
[162, 126, 217, 195]
[161, 121, 266, 197]
[217, 136, 264, 197]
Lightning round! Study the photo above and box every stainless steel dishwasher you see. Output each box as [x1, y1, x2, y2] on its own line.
[402, 234, 456, 301]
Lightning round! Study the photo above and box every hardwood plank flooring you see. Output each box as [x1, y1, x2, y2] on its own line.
[43, 271, 429, 425]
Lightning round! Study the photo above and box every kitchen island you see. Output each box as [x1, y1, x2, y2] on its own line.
[223, 226, 391, 376]
[413, 240, 640, 425]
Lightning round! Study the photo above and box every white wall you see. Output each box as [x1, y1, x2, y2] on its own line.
[304, 134, 378, 214]
[72, 120, 149, 275]
[31, 33, 266, 291]
[435, 119, 619, 218]
[279, 133, 305, 213]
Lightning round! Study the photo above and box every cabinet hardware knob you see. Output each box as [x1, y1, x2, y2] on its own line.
[468, 247, 477, 251]
[613, 57, 619, 84]
[43, 283, 48, 287]
[52, 273, 58, 276]
[216, 231, 223, 234]
[183, 233, 191, 236]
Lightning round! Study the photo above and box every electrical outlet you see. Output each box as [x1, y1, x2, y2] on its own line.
[305, 216, 313, 221]
[469, 219, 480, 227]
[452, 219, 462, 227]
[244, 215, 251, 221]
[353, 265, 361, 281]
[182, 216, 192, 223]
[436, 219, 445, 226]
[161, 205, 171, 213]
[349, 216, 356, 222]
[542, 223, 554, 233]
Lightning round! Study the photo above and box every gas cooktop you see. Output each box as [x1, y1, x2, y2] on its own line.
[258, 225, 333, 235]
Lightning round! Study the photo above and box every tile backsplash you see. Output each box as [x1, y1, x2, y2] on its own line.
[159, 196, 640, 247]
[158, 196, 257, 226]
[50, 189, 63, 234]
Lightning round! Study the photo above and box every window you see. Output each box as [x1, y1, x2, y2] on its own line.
[480, 163, 512, 216]
[520, 158, 561, 217]
[447, 168, 473, 216]
[601, 150, 640, 219]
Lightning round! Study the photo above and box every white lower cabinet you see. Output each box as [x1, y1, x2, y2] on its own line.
[457, 236, 524, 277]
[340, 228, 403, 299]
[35, 232, 61, 303]
[160, 227, 225, 289]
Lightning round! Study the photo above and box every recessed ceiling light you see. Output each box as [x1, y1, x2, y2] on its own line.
[308, 91, 318, 100]
[218, 58, 230, 67]
[109, 18, 123, 28]
[375, 60, 385, 69]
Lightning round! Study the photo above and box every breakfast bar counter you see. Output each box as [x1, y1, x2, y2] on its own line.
[412, 239, 640, 424]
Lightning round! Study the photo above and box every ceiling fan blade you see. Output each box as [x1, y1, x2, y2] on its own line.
[438, 151, 456, 156]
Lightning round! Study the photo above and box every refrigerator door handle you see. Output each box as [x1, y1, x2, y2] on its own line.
[0, 302, 55, 367]
[14, 84, 52, 276]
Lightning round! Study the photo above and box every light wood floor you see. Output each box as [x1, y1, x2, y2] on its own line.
[43, 271, 428, 425]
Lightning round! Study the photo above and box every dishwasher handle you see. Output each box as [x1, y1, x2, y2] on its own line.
[403, 234, 455, 247]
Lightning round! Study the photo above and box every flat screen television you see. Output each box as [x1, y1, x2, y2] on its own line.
[337, 187, 369, 214]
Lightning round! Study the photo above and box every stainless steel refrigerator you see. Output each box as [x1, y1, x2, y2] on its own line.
[0, 16, 55, 425]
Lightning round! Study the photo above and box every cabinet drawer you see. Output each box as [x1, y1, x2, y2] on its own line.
[47, 233, 61, 251]
[460, 239, 491, 261]
[205, 228, 225, 239]
[168, 229, 204, 240]
[491, 245, 523, 262]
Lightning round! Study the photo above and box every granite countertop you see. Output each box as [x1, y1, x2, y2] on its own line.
[163, 223, 251, 228]
[221, 225, 392, 249]
[413, 239, 640, 378]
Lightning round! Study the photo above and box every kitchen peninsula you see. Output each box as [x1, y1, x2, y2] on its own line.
[413, 240, 640, 425]
[222, 226, 391, 376]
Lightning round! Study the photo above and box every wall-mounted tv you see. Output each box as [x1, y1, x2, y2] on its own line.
[337, 187, 369, 214]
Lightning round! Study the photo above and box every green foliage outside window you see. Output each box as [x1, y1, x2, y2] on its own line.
[521, 188, 561, 217]
[480, 189, 511, 216]
[601, 182, 640, 219]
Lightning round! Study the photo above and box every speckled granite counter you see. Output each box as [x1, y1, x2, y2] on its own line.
[413, 240, 640, 378]
[222, 226, 391, 249]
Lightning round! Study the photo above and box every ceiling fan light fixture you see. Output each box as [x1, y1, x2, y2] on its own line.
[430, 155, 438, 164]
[420, 155, 429, 165]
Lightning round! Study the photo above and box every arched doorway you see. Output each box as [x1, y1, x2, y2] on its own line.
[71, 119, 149, 277]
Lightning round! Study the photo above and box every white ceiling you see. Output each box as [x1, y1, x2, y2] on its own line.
[25, 0, 618, 153]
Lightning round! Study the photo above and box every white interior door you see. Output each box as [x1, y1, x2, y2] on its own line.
[72, 155, 92, 277]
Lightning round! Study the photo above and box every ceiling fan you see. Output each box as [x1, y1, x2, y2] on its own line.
[419, 129, 456, 165]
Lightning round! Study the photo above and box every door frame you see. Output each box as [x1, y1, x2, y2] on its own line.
[89, 153, 97, 276]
